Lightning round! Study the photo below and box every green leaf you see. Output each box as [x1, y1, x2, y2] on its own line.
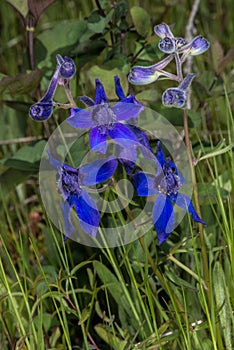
[136, 89, 159, 102]
[6, 0, 28, 18]
[213, 262, 233, 350]
[94, 261, 122, 304]
[0, 168, 32, 197]
[87, 66, 128, 99]
[37, 20, 87, 65]
[2, 140, 47, 172]
[197, 183, 229, 205]
[87, 9, 114, 33]
[95, 324, 127, 350]
[130, 6, 151, 37]
[0, 69, 42, 97]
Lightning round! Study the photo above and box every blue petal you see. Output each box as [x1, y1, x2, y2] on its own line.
[95, 78, 108, 104]
[171, 193, 206, 225]
[79, 158, 117, 186]
[46, 149, 62, 170]
[89, 126, 107, 154]
[108, 123, 138, 148]
[167, 159, 185, 185]
[73, 189, 100, 237]
[67, 108, 93, 129]
[156, 141, 166, 168]
[132, 172, 157, 196]
[78, 96, 95, 107]
[112, 101, 143, 121]
[61, 200, 74, 241]
[154, 23, 174, 39]
[152, 194, 174, 245]
[114, 75, 126, 100]
[118, 147, 137, 174]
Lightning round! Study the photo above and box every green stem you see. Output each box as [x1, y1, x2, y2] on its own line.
[183, 109, 210, 302]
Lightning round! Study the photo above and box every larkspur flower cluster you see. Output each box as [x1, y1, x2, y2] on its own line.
[29, 23, 208, 245]
[128, 23, 210, 108]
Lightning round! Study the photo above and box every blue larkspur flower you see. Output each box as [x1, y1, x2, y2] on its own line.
[56, 54, 76, 79]
[132, 142, 206, 245]
[47, 150, 117, 240]
[128, 55, 175, 85]
[162, 73, 195, 108]
[154, 23, 186, 54]
[29, 64, 60, 121]
[67, 76, 144, 154]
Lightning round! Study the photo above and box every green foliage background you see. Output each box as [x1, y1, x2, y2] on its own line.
[0, 0, 233, 349]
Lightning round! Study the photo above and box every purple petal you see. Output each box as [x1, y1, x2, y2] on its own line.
[158, 37, 176, 54]
[154, 23, 174, 39]
[78, 96, 95, 107]
[89, 126, 107, 154]
[156, 141, 166, 168]
[162, 88, 186, 108]
[46, 149, 62, 170]
[152, 194, 174, 244]
[95, 78, 108, 104]
[41, 65, 60, 102]
[178, 73, 195, 91]
[61, 200, 74, 241]
[108, 123, 138, 147]
[114, 75, 126, 100]
[132, 172, 157, 196]
[80, 157, 117, 186]
[171, 193, 206, 225]
[118, 146, 137, 174]
[112, 101, 143, 121]
[73, 189, 100, 237]
[67, 108, 93, 129]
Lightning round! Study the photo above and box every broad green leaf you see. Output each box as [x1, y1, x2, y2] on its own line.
[130, 6, 151, 37]
[94, 261, 123, 303]
[87, 9, 114, 33]
[87, 66, 128, 99]
[2, 140, 47, 171]
[136, 89, 159, 102]
[37, 20, 87, 65]
[0, 69, 42, 97]
[6, 0, 28, 18]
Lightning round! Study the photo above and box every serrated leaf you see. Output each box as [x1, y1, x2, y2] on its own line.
[87, 66, 128, 99]
[0, 69, 42, 97]
[130, 6, 151, 37]
[6, 0, 28, 18]
[28, 0, 56, 25]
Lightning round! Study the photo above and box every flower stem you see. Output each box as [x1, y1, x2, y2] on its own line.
[63, 79, 77, 108]
[183, 109, 210, 302]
